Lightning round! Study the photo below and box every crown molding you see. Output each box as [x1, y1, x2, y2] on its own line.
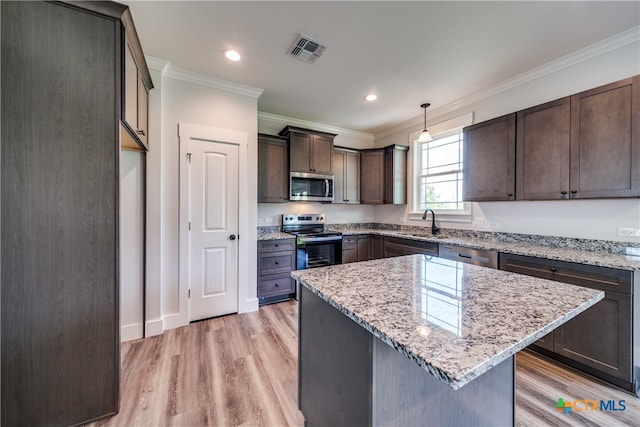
[376, 25, 640, 140]
[258, 111, 375, 141]
[146, 56, 264, 98]
[144, 55, 169, 73]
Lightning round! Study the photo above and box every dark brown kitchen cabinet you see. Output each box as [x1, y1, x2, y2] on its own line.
[258, 134, 289, 202]
[516, 97, 571, 200]
[121, 12, 153, 151]
[499, 253, 636, 392]
[357, 235, 372, 261]
[1, 1, 151, 425]
[383, 236, 438, 258]
[333, 148, 360, 204]
[569, 75, 639, 198]
[360, 145, 408, 204]
[463, 114, 516, 201]
[372, 235, 384, 260]
[342, 236, 358, 264]
[360, 149, 385, 204]
[258, 239, 296, 304]
[279, 126, 336, 174]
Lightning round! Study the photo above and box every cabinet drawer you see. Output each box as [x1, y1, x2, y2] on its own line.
[439, 245, 498, 269]
[384, 237, 439, 256]
[342, 235, 357, 247]
[258, 238, 295, 253]
[258, 274, 295, 298]
[499, 253, 632, 295]
[258, 251, 295, 276]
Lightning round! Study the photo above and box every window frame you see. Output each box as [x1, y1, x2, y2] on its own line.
[407, 119, 472, 223]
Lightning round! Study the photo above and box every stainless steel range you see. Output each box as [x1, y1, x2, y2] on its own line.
[282, 213, 342, 270]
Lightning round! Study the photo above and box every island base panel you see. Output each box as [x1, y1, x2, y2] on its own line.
[299, 286, 515, 427]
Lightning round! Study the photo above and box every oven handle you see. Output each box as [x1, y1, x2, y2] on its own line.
[298, 236, 343, 244]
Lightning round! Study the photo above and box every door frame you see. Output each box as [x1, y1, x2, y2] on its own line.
[178, 123, 249, 324]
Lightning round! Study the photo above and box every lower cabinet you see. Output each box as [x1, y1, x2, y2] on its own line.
[372, 235, 384, 260]
[342, 234, 374, 263]
[342, 236, 358, 264]
[383, 236, 438, 258]
[499, 252, 636, 392]
[258, 239, 296, 304]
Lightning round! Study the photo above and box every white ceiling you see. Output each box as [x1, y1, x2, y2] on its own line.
[124, 1, 640, 135]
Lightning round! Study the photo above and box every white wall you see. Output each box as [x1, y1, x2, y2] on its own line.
[145, 59, 260, 334]
[373, 39, 640, 243]
[258, 113, 376, 224]
[120, 150, 145, 341]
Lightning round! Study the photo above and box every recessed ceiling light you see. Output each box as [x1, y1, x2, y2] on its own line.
[364, 94, 378, 102]
[223, 49, 241, 62]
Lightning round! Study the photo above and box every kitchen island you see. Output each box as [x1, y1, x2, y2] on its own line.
[291, 255, 604, 426]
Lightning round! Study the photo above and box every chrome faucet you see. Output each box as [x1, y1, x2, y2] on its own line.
[422, 209, 440, 235]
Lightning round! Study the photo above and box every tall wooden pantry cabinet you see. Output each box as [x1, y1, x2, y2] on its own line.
[1, 1, 152, 425]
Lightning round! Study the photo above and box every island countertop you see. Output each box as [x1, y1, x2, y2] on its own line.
[291, 255, 604, 390]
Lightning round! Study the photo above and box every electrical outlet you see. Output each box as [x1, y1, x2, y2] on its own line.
[265, 217, 273, 224]
[617, 227, 640, 237]
[487, 222, 500, 229]
[472, 217, 484, 227]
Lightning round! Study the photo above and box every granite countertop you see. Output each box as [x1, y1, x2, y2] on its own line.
[291, 255, 604, 390]
[338, 229, 640, 271]
[257, 231, 295, 240]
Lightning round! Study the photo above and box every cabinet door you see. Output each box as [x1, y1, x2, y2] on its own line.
[345, 151, 360, 203]
[360, 150, 385, 204]
[290, 133, 312, 172]
[258, 135, 288, 202]
[371, 235, 384, 259]
[384, 146, 407, 204]
[342, 236, 358, 264]
[554, 291, 632, 382]
[569, 76, 640, 198]
[532, 332, 555, 352]
[333, 150, 346, 203]
[312, 135, 333, 174]
[124, 43, 138, 131]
[463, 114, 516, 201]
[137, 75, 149, 148]
[357, 235, 372, 261]
[516, 98, 570, 200]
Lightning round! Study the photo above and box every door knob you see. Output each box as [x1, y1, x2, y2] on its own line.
[229, 234, 236, 240]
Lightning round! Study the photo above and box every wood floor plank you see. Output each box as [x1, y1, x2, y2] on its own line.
[88, 300, 638, 426]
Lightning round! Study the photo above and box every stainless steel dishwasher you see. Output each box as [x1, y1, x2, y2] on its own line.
[438, 244, 498, 269]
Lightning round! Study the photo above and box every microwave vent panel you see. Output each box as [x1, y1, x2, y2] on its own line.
[288, 33, 329, 64]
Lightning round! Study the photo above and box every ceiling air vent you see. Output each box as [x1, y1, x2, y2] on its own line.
[288, 33, 329, 64]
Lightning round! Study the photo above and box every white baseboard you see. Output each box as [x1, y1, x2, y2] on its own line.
[239, 297, 259, 314]
[121, 323, 144, 342]
[145, 318, 164, 337]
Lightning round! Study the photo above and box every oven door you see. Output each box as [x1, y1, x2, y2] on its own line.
[296, 236, 342, 270]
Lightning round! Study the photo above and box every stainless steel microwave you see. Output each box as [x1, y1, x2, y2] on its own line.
[290, 172, 334, 202]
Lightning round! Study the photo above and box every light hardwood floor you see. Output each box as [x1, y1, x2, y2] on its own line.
[89, 300, 638, 426]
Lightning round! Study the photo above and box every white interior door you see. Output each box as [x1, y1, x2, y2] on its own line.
[188, 137, 239, 321]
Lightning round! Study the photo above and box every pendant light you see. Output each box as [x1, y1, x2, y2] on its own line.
[416, 103, 433, 142]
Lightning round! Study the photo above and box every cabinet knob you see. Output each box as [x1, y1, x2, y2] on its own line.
[550, 267, 557, 272]
[561, 190, 567, 195]
[275, 261, 279, 265]
[136, 129, 145, 136]
[507, 193, 513, 197]
[275, 244, 279, 247]
[275, 283, 279, 287]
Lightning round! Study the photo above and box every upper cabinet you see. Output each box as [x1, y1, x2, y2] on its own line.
[258, 134, 289, 203]
[517, 97, 571, 200]
[464, 75, 639, 201]
[333, 148, 360, 204]
[121, 10, 153, 151]
[569, 76, 639, 199]
[279, 126, 336, 174]
[360, 144, 408, 204]
[463, 114, 516, 201]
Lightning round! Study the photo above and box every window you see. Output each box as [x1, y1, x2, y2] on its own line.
[416, 131, 465, 212]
